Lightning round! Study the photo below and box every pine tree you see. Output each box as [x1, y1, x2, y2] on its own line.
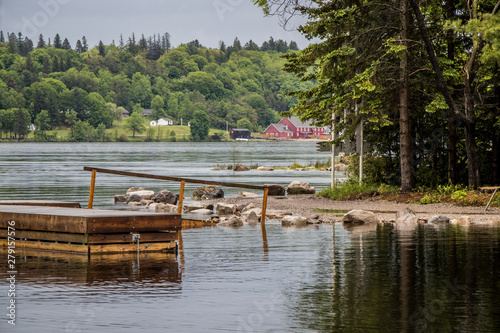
[75, 40, 83, 54]
[0, 31, 4, 43]
[22, 37, 34, 56]
[82, 36, 88, 52]
[98, 40, 106, 57]
[37, 34, 45, 48]
[62, 38, 71, 50]
[8, 33, 19, 54]
[119, 34, 124, 50]
[53, 33, 62, 48]
[139, 34, 147, 51]
[43, 57, 51, 74]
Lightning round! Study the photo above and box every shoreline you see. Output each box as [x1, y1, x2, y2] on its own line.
[205, 194, 500, 223]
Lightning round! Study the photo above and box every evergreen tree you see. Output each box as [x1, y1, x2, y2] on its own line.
[43, 57, 51, 74]
[75, 40, 83, 54]
[161, 32, 171, 52]
[244, 40, 260, 51]
[0, 31, 4, 43]
[98, 40, 106, 57]
[22, 37, 34, 56]
[53, 33, 62, 48]
[139, 34, 147, 51]
[119, 34, 124, 50]
[82, 36, 88, 52]
[62, 38, 71, 50]
[8, 33, 19, 54]
[37, 34, 45, 48]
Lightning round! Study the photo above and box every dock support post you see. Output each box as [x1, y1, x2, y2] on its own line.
[177, 180, 185, 214]
[261, 188, 268, 247]
[88, 169, 97, 209]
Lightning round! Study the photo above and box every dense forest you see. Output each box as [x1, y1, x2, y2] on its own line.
[254, 0, 500, 189]
[0, 31, 309, 141]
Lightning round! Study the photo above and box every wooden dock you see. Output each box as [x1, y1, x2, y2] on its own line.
[0, 205, 181, 255]
[0, 200, 81, 208]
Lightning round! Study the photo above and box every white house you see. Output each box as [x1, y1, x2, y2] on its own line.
[150, 118, 173, 127]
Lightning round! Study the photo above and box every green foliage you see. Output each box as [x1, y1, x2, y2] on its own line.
[319, 180, 398, 201]
[123, 112, 146, 137]
[190, 110, 210, 141]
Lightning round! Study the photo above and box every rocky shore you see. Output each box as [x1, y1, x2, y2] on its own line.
[205, 194, 500, 224]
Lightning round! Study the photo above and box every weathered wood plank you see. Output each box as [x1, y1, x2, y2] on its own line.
[0, 239, 89, 254]
[0, 200, 81, 208]
[0, 229, 88, 243]
[88, 232, 177, 244]
[88, 214, 181, 233]
[89, 242, 177, 254]
[0, 211, 87, 233]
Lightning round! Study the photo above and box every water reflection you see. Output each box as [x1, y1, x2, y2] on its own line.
[292, 223, 500, 332]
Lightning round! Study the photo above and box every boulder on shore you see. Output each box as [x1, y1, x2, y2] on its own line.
[263, 184, 286, 196]
[342, 210, 379, 226]
[127, 190, 155, 200]
[257, 166, 274, 171]
[183, 202, 214, 213]
[286, 181, 316, 195]
[192, 185, 224, 200]
[395, 207, 419, 230]
[427, 215, 450, 224]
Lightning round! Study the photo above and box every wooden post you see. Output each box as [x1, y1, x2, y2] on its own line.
[88, 169, 97, 209]
[177, 180, 185, 214]
[260, 188, 268, 246]
[331, 110, 336, 187]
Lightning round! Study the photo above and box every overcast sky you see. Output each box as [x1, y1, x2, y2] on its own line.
[0, 0, 308, 49]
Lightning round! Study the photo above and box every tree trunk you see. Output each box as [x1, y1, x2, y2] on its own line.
[399, 0, 413, 192]
[446, 0, 457, 184]
[409, 0, 481, 189]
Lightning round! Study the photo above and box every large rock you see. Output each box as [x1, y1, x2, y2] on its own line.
[257, 166, 274, 171]
[242, 207, 262, 217]
[342, 210, 379, 226]
[281, 215, 307, 227]
[233, 163, 250, 171]
[216, 203, 237, 216]
[218, 216, 244, 227]
[152, 190, 178, 205]
[192, 185, 224, 200]
[127, 190, 155, 200]
[263, 184, 286, 196]
[286, 181, 316, 195]
[395, 207, 419, 229]
[155, 203, 178, 213]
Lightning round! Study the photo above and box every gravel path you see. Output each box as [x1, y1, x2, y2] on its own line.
[205, 194, 500, 223]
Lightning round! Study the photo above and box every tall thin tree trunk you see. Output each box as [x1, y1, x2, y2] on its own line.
[446, 0, 457, 184]
[400, 0, 413, 192]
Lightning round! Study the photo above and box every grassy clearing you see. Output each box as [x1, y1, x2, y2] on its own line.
[318, 181, 500, 207]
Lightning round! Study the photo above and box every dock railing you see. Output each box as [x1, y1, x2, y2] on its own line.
[83, 167, 269, 244]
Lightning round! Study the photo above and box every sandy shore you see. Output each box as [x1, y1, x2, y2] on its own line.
[205, 194, 500, 223]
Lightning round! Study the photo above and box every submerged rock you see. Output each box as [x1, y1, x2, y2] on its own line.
[155, 203, 178, 213]
[238, 191, 259, 198]
[218, 216, 244, 227]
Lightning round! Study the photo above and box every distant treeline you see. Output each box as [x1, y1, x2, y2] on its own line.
[0, 31, 309, 140]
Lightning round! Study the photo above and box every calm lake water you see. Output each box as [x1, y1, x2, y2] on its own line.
[1, 142, 500, 332]
[0, 141, 335, 207]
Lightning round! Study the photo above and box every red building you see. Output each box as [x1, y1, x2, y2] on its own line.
[263, 117, 328, 138]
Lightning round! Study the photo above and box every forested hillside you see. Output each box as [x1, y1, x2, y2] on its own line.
[0, 31, 310, 139]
